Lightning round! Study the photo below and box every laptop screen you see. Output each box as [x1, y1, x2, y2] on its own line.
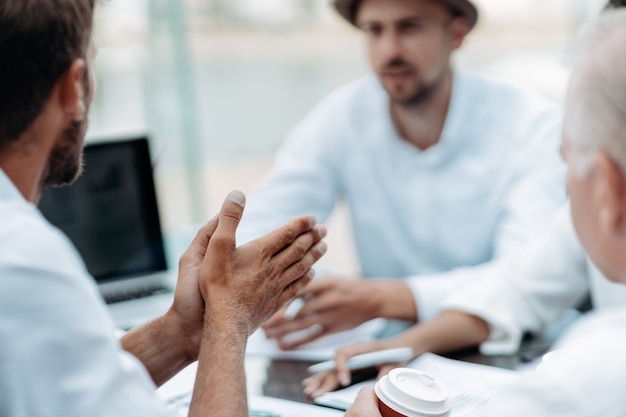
[38, 137, 168, 284]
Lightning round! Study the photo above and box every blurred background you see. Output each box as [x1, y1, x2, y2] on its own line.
[88, 0, 610, 270]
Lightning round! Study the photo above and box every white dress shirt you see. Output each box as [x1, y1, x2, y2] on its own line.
[442, 207, 626, 354]
[0, 169, 170, 417]
[486, 307, 626, 417]
[237, 71, 566, 320]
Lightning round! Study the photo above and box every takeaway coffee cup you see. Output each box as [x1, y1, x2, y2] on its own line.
[374, 368, 451, 417]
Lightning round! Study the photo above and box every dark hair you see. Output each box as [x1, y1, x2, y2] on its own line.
[606, 0, 626, 9]
[0, 0, 95, 147]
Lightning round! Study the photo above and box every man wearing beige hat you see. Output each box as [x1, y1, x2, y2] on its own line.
[342, 9, 626, 416]
[240, 0, 565, 349]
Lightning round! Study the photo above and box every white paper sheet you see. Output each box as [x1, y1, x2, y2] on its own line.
[246, 318, 387, 361]
[314, 353, 520, 416]
[157, 362, 343, 417]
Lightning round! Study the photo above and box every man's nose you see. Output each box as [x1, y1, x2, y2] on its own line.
[378, 30, 404, 62]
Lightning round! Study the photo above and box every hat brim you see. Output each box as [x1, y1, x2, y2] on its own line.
[333, 0, 478, 30]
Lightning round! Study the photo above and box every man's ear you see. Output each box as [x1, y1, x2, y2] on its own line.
[58, 58, 87, 122]
[595, 152, 626, 235]
[448, 17, 470, 50]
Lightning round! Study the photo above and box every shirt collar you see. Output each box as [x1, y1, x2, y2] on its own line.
[437, 69, 465, 148]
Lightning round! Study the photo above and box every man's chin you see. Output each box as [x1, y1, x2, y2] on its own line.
[381, 80, 421, 105]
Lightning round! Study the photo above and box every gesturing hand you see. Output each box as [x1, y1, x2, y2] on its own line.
[168, 214, 220, 360]
[200, 190, 327, 338]
[262, 277, 381, 349]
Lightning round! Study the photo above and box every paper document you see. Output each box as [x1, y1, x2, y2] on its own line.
[246, 318, 387, 361]
[249, 395, 344, 417]
[314, 353, 520, 416]
[165, 392, 344, 417]
[157, 362, 344, 417]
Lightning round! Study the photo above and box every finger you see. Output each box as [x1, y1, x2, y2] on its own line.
[205, 190, 246, 264]
[254, 215, 316, 256]
[295, 288, 339, 317]
[261, 305, 289, 332]
[303, 372, 340, 399]
[271, 224, 327, 272]
[312, 373, 342, 398]
[335, 341, 388, 387]
[178, 215, 219, 267]
[277, 322, 331, 350]
[302, 372, 330, 397]
[377, 364, 397, 379]
[295, 277, 338, 301]
[264, 311, 321, 340]
[346, 387, 380, 417]
[275, 241, 327, 298]
[275, 269, 316, 308]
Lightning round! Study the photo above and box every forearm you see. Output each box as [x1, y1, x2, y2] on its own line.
[395, 310, 490, 356]
[373, 281, 418, 321]
[121, 313, 197, 387]
[406, 259, 511, 322]
[189, 318, 249, 417]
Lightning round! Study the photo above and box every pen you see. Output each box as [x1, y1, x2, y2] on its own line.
[284, 297, 306, 320]
[307, 347, 414, 374]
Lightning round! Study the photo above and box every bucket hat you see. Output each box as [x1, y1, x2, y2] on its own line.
[334, 0, 478, 29]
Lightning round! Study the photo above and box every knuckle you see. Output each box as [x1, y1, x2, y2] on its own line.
[292, 242, 309, 260]
[210, 232, 235, 251]
[178, 251, 192, 266]
[291, 261, 307, 278]
[278, 225, 298, 243]
[221, 204, 243, 222]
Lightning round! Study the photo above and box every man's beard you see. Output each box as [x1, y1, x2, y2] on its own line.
[43, 117, 88, 188]
[44, 67, 91, 188]
[379, 58, 445, 108]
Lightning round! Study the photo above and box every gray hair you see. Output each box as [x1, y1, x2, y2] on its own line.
[564, 10, 626, 174]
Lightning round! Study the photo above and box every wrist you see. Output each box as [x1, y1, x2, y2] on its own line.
[372, 280, 418, 321]
[202, 307, 250, 347]
[163, 308, 203, 363]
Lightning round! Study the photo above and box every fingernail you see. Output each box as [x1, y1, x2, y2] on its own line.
[339, 372, 351, 387]
[314, 224, 327, 239]
[227, 190, 246, 206]
[310, 323, 324, 334]
[307, 269, 316, 279]
[316, 241, 328, 255]
[308, 216, 317, 228]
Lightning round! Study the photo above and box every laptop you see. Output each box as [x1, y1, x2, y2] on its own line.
[38, 136, 176, 329]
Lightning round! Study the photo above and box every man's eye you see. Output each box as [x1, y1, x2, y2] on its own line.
[363, 26, 382, 37]
[399, 22, 423, 32]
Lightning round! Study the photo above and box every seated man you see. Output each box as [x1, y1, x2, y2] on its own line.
[318, 9, 626, 416]
[241, 0, 566, 349]
[0, 1, 326, 416]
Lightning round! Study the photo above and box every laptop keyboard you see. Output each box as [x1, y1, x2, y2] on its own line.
[104, 284, 171, 304]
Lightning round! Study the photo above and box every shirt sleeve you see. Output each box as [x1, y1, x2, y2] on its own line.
[0, 213, 171, 417]
[484, 310, 626, 417]
[438, 208, 590, 355]
[236, 100, 345, 244]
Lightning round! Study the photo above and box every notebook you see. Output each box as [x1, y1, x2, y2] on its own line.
[38, 136, 175, 328]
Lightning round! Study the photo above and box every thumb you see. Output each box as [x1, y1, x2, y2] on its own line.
[209, 190, 246, 253]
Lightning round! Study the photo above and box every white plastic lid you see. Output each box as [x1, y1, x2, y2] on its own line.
[375, 368, 451, 417]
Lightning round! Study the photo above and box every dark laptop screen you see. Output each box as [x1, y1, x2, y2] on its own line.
[38, 137, 167, 283]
